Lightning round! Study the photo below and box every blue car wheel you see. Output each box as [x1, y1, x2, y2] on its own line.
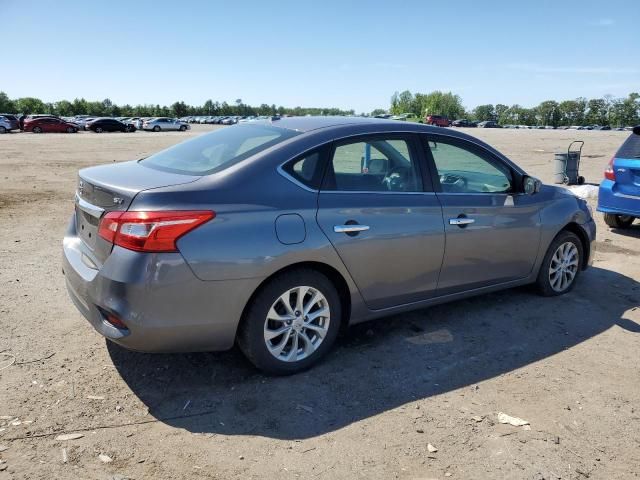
[603, 213, 635, 228]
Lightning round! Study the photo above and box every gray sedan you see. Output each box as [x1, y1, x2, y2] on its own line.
[62, 117, 596, 374]
[142, 117, 190, 132]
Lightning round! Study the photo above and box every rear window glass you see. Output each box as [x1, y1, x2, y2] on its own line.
[141, 124, 300, 175]
[616, 134, 640, 159]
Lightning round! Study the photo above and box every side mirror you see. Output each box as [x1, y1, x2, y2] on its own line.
[633, 125, 640, 135]
[523, 176, 542, 195]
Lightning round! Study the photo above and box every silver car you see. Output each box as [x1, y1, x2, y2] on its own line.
[0, 116, 12, 133]
[62, 117, 596, 374]
[143, 117, 190, 132]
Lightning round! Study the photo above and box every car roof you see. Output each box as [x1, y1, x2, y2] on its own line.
[251, 115, 417, 133]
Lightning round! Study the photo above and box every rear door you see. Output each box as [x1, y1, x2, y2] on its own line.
[614, 133, 640, 198]
[316, 134, 445, 310]
[423, 134, 542, 295]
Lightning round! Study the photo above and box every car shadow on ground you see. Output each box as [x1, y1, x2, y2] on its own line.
[608, 223, 640, 239]
[108, 266, 640, 440]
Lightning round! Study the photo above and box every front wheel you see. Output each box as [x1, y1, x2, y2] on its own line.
[179, 125, 187, 131]
[237, 269, 341, 375]
[0, 126, 6, 134]
[603, 213, 635, 229]
[536, 231, 583, 296]
[153, 125, 160, 132]
[66, 126, 75, 133]
[95, 127, 103, 133]
[32, 126, 42, 133]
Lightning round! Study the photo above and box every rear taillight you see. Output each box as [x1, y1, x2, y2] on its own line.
[98, 210, 215, 252]
[604, 157, 616, 181]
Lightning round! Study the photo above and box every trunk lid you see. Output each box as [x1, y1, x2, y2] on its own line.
[75, 160, 200, 263]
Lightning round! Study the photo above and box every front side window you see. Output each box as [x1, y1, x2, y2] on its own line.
[323, 137, 422, 192]
[142, 124, 300, 175]
[427, 138, 512, 193]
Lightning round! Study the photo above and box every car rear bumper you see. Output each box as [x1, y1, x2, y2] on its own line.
[597, 180, 640, 217]
[62, 215, 262, 353]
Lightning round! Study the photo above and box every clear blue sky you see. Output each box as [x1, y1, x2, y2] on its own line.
[2, 0, 638, 112]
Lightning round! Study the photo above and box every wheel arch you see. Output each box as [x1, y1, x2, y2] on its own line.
[237, 261, 353, 338]
[560, 222, 590, 270]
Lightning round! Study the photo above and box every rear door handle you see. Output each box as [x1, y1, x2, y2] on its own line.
[449, 217, 475, 226]
[334, 224, 370, 234]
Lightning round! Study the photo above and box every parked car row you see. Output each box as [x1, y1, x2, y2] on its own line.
[179, 115, 277, 125]
[0, 115, 190, 134]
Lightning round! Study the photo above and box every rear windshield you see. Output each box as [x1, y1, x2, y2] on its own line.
[141, 124, 300, 175]
[616, 133, 640, 159]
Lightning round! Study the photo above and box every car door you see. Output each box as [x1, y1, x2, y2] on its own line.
[41, 118, 56, 132]
[423, 134, 542, 295]
[316, 134, 445, 310]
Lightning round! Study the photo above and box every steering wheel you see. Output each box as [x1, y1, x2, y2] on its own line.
[382, 166, 411, 191]
[440, 173, 468, 193]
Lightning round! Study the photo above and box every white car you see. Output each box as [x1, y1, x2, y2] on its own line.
[143, 117, 190, 132]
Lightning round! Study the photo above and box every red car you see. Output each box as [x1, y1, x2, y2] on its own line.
[24, 117, 78, 133]
[424, 114, 451, 127]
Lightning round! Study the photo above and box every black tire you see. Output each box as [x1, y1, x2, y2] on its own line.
[237, 269, 341, 375]
[32, 126, 42, 133]
[95, 127, 103, 133]
[179, 125, 187, 131]
[603, 213, 635, 229]
[66, 126, 74, 133]
[153, 125, 160, 132]
[0, 126, 6, 134]
[536, 230, 583, 297]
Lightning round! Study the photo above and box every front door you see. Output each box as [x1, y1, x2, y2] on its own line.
[316, 134, 445, 310]
[423, 134, 542, 295]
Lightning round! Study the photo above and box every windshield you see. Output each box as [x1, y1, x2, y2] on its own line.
[141, 124, 300, 175]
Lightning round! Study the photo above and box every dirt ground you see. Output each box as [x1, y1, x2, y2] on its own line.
[1, 125, 639, 480]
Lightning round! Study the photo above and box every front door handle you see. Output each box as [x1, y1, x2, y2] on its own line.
[449, 217, 475, 227]
[334, 224, 370, 234]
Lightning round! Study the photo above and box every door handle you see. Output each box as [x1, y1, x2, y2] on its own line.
[449, 217, 475, 226]
[334, 224, 370, 234]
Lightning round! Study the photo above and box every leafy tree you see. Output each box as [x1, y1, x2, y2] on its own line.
[537, 100, 561, 126]
[370, 108, 387, 116]
[472, 104, 495, 122]
[586, 98, 608, 125]
[420, 91, 465, 119]
[171, 101, 188, 117]
[14, 97, 47, 115]
[0, 91, 15, 113]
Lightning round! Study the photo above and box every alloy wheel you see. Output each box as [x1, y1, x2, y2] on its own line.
[263, 286, 330, 363]
[548, 241, 579, 292]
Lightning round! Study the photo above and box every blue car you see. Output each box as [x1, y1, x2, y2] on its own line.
[598, 126, 640, 228]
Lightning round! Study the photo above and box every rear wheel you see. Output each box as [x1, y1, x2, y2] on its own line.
[179, 125, 187, 131]
[153, 125, 160, 132]
[536, 231, 583, 296]
[0, 126, 6, 134]
[95, 127, 103, 133]
[32, 126, 42, 133]
[237, 269, 341, 375]
[603, 213, 635, 229]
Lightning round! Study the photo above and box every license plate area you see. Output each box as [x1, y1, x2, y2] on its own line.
[75, 204, 100, 249]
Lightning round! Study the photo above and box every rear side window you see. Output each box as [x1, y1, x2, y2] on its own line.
[141, 124, 300, 175]
[282, 149, 325, 189]
[616, 134, 640, 159]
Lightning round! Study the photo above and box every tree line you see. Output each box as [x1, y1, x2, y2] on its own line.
[0, 92, 355, 118]
[389, 90, 640, 127]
